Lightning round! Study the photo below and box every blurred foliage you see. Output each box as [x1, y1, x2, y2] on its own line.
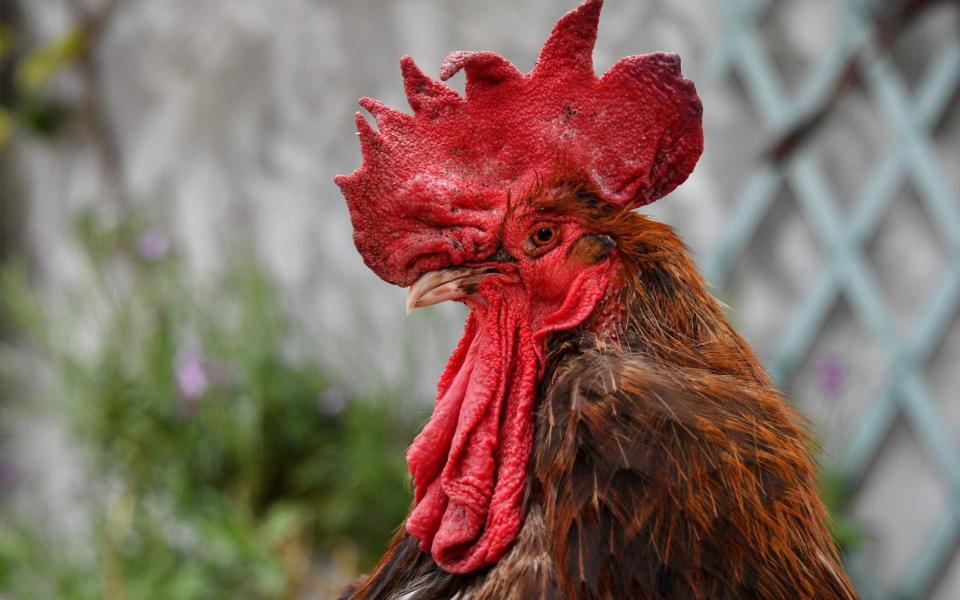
[14, 28, 85, 93]
[0, 23, 13, 57]
[819, 468, 867, 556]
[0, 21, 79, 146]
[0, 210, 416, 599]
[0, 102, 13, 144]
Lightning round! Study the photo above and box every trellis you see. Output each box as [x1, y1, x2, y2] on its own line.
[706, 0, 960, 598]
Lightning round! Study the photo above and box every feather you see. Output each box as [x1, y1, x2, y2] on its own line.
[532, 343, 858, 598]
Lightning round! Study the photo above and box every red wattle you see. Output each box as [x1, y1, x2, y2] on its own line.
[405, 292, 538, 573]
[405, 266, 614, 573]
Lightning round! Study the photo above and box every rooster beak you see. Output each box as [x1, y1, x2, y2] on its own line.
[406, 267, 498, 313]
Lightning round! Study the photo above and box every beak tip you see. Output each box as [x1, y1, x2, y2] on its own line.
[405, 290, 415, 315]
[405, 266, 496, 313]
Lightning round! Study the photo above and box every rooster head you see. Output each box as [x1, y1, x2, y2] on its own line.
[335, 0, 703, 573]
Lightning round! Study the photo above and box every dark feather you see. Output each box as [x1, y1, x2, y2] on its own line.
[532, 343, 858, 599]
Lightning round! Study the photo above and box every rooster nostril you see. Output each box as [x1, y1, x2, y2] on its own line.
[488, 248, 517, 263]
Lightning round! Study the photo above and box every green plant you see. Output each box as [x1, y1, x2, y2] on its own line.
[818, 467, 866, 557]
[0, 22, 80, 146]
[0, 210, 415, 599]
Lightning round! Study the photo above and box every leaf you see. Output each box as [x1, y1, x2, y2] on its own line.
[0, 24, 13, 59]
[260, 504, 304, 546]
[0, 108, 14, 147]
[15, 28, 86, 92]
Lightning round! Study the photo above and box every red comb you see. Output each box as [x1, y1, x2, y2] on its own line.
[335, 0, 703, 286]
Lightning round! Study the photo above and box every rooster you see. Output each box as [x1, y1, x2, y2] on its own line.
[334, 1, 859, 598]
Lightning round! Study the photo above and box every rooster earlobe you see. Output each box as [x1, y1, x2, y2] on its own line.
[533, 0, 603, 79]
[401, 56, 461, 116]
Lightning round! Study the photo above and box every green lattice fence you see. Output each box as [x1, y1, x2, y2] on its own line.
[705, 1, 960, 598]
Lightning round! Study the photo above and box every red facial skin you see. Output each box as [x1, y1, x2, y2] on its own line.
[465, 209, 619, 339]
[402, 190, 622, 573]
[335, 0, 703, 288]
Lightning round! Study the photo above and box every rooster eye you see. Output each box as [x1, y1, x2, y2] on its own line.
[524, 223, 561, 256]
[532, 226, 557, 246]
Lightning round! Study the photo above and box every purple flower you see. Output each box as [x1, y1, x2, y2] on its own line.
[138, 227, 171, 261]
[816, 355, 845, 399]
[175, 352, 209, 402]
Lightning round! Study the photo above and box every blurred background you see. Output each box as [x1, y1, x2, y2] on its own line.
[0, 0, 957, 598]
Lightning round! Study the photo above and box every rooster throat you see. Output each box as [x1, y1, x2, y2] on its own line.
[405, 289, 538, 573]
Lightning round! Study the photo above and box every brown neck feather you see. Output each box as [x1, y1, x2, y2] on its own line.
[536, 183, 772, 387]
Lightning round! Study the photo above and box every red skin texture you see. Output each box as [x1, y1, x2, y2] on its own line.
[334, 0, 704, 574]
[405, 214, 617, 573]
[335, 0, 703, 288]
